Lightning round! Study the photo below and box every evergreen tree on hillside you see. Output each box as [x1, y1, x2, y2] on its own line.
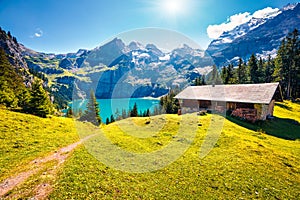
[264, 55, 274, 83]
[27, 80, 53, 117]
[273, 29, 300, 99]
[201, 74, 207, 85]
[80, 90, 101, 126]
[221, 66, 228, 84]
[159, 90, 179, 114]
[194, 75, 206, 86]
[146, 108, 150, 117]
[0, 80, 17, 107]
[207, 65, 222, 85]
[7, 31, 12, 38]
[0, 48, 27, 108]
[110, 114, 115, 123]
[227, 63, 237, 84]
[257, 57, 265, 83]
[237, 58, 248, 84]
[273, 40, 285, 83]
[194, 77, 201, 86]
[248, 54, 259, 83]
[221, 63, 236, 84]
[285, 29, 300, 99]
[130, 102, 138, 117]
[121, 108, 127, 119]
[17, 88, 30, 109]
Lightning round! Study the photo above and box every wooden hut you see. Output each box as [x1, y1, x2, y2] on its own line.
[174, 83, 283, 122]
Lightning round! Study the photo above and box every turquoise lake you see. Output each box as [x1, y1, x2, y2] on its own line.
[72, 98, 160, 120]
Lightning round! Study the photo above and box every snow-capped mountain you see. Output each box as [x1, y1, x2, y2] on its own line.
[21, 37, 213, 99]
[206, 3, 300, 66]
[82, 38, 213, 98]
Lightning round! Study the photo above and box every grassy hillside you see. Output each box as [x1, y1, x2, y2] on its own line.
[49, 101, 300, 199]
[0, 109, 79, 182]
[0, 102, 299, 199]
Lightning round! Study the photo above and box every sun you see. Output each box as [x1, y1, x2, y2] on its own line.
[162, 0, 184, 16]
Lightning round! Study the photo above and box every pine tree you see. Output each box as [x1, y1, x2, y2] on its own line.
[130, 102, 138, 117]
[273, 40, 285, 83]
[146, 108, 150, 117]
[27, 80, 53, 117]
[237, 58, 248, 84]
[106, 117, 110, 125]
[257, 57, 265, 83]
[0, 79, 17, 107]
[221, 66, 228, 84]
[115, 108, 121, 120]
[221, 64, 237, 84]
[110, 114, 115, 123]
[0, 48, 27, 108]
[273, 29, 300, 99]
[285, 29, 299, 99]
[12, 36, 18, 44]
[227, 63, 236, 84]
[208, 65, 222, 84]
[194, 75, 206, 86]
[248, 53, 259, 83]
[264, 55, 274, 83]
[121, 108, 127, 119]
[159, 90, 179, 114]
[7, 31, 12, 38]
[80, 90, 101, 125]
[201, 74, 206, 85]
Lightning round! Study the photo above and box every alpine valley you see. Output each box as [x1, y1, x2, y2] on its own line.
[0, 3, 300, 107]
[1, 31, 214, 106]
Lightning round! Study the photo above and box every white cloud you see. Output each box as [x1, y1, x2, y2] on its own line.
[252, 7, 280, 18]
[31, 28, 43, 38]
[207, 12, 251, 39]
[207, 7, 280, 39]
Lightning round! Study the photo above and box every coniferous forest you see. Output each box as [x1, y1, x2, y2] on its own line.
[217, 29, 300, 100]
[0, 48, 53, 117]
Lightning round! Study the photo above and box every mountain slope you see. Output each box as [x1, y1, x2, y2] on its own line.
[49, 101, 300, 199]
[0, 28, 32, 84]
[207, 3, 300, 66]
[21, 37, 213, 100]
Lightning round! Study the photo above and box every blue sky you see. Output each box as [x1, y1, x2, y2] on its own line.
[0, 0, 298, 53]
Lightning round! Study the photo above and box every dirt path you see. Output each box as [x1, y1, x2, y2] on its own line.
[0, 134, 96, 199]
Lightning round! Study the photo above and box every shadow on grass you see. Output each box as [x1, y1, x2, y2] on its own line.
[226, 115, 300, 140]
[275, 102, 293, 111]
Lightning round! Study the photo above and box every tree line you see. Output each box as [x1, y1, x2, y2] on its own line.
[209, 29, 300, 100]
[73, 92, 152, 126]
[0, 48, 53, 117]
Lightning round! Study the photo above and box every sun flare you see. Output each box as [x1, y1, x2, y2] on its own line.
[162, 0, 184, 16]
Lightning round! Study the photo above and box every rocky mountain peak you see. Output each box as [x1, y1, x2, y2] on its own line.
[128, 41, 145, 51]
[145, 44, 164, 57]
[282, 2, 299, 11]
[206, 3, 300, 66]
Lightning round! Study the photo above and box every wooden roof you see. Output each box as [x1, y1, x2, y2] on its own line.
[175, 83, 281, 104]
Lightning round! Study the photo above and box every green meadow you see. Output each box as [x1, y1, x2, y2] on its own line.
[0, 101, 299, 199]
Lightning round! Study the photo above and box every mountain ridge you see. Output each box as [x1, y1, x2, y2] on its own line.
[0, 32, 213, 102]
[207, 2, 300, 66]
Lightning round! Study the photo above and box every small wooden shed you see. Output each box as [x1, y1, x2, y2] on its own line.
[175, 83, 283, 122]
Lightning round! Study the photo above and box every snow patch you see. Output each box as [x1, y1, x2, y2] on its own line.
[159, 54, 170, 61]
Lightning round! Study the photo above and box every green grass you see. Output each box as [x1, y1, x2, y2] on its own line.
[1, 102, 299, 199]
[49, 102, 300, 199]
[0, 109, 80, 181]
